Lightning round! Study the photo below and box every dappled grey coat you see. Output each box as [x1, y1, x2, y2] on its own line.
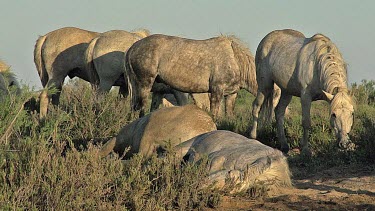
[175, 130, 292, 194]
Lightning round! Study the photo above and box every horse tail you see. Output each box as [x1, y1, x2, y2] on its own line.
[124, 49, 138, 111]
[34, 35, 48, 87]
[85, 36, 100, 87]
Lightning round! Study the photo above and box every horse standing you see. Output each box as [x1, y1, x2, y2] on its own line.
[34, 27, 99, 118]
[85, 29, 150, 95]
[250, 29, 355, 155]
[125, 34, 257, 118]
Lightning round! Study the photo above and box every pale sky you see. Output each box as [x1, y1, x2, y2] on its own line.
[0, 0, 373, 88]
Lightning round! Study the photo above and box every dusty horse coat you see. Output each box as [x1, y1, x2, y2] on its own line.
[175, 130, 292, 194]
[34, 27, 99, 118]
[99, 104, 217, 158]
[125, 34, 257, 118]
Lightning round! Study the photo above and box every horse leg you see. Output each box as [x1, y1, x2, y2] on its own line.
[119, 85, 128, 98]
[39, 78, 63, 119]
[210, 89, 224, 119]
[275, 92, 292, 154]
[150, 92, 163, 112]
[300, 92, 312, 156]
[250, 90, 266, 139]
[138, 85, 153, 117]
[171, 89, 188, 106]
[225, 93, 237, 117]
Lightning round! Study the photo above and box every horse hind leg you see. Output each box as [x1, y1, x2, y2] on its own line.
[300, 92, 312, 157]
[225, 93, 237, 117]
[39, 77, 64, 119]
[275, 92, 292, 154]
[250, 81, 274, 139]
[210, 88, 224, 119]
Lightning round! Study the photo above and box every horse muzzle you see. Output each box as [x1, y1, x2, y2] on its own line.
[338, 134, 355, 151]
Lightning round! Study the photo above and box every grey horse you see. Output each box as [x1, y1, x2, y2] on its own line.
[250, 29, 355, 155]
[174, 130, 292, 194]
[85, 29, 188, 110]
[34, 27, 100, 118]
[124, 34, 257, 118]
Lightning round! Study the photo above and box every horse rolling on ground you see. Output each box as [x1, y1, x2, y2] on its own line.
[125, 34, 258, 118]
[34, 27, 100, 118]
[250, 29, 355, 155]
[0, 60, 20, 100]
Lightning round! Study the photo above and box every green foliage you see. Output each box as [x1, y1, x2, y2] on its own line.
[1, 79, 375, 209]
[0, 80, 216, 210]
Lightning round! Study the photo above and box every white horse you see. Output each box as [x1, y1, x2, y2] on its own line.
[251, 29, 355, 155]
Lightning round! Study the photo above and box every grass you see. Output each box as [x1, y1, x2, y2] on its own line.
[1, 79, 375, 209]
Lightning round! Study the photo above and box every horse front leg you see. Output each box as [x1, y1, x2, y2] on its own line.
[275, 92, 292, 154]
[300, 92, 312, 156]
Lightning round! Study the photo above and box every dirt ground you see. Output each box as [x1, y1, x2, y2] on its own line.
[208, 163, 375, 210]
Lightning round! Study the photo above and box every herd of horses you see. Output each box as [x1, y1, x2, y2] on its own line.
[0, 27, 355, 194]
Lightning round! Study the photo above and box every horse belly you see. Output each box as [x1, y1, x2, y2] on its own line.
[158, 65, 211, 93]
[272, 68, 301, 97]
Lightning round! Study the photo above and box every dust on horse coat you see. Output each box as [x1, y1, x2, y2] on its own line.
[85, 29, 189, 109]
[174, 130, 292, 194]
[250, 29, 355, 155]
[34, 27, 100, 118]
[99, 104, 217, 159]
[125, 34, 257, 118]
[0, 60, 20, 99]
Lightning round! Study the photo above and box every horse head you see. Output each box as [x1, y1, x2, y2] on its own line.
[323, 88, 355, 150]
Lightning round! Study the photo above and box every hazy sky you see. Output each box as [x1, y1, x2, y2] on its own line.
[0, 0, 374, 88]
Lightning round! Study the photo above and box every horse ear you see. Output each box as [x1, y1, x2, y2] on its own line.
[322, 90, 334, 101]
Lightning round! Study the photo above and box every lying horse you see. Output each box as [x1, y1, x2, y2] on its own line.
[251, 29, 355, 155]
[34, 27, 99, 118]
[99, 104, 216, 159]
[175, 130, 292, 194]
[125, 34, 258, 118]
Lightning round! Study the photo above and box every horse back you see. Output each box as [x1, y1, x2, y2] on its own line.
[41, 27, 99, 77]
[127, 34, 238, 92]
[256, 29, 307, 94]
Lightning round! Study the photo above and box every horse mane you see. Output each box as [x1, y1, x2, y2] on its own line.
[309, 34, 348, 94]
[132, 28, 151, 38]
[330, 90, 355, 114]
[222, 35, 257, 95]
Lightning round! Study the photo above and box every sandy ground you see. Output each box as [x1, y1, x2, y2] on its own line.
[207, 163, 375, 210]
